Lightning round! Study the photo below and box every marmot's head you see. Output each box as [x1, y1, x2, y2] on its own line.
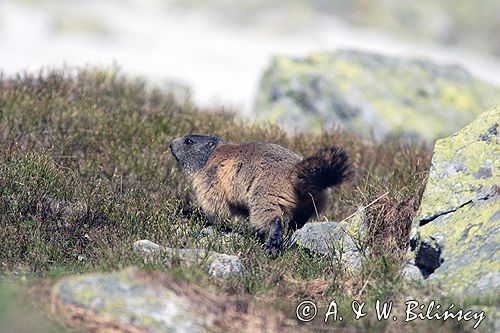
[170, 134, 224, 173]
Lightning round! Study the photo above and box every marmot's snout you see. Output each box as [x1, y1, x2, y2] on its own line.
[170, 134, 223, 173]
[169, 140, 180, 164]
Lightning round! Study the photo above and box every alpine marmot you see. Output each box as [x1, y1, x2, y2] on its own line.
[170, 134, 353, 254]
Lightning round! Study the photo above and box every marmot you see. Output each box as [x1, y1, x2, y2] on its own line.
[169, 134, 353, 254]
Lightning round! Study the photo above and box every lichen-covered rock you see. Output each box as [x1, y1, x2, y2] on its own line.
[402, 260, 425, 282]
[256, 50, 500, 142]
[133, 240, 245, 279]
[290, 218, 366, 269]
[409, 107, 499, 298]
[52, 268, 212, 333]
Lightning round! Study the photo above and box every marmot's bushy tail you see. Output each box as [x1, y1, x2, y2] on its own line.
[295, 147, 353, 195]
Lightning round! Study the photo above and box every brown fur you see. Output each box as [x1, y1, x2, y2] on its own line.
[190, 142, 336, 232]
[170, 134, 352, 253]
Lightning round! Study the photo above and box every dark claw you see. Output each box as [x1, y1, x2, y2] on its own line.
[204, 213, 216, 226]
[265, 218, 283, 256]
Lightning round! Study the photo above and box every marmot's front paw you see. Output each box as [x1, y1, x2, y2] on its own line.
[265, 218, 283, 256]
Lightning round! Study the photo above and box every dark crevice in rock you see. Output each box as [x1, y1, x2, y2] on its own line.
[409, 236, 418, 251]
[419, 199, 473, 226]
[414, 239, 444, 278]
[414, 192, 496, 279]
[418, 193, 495, 227]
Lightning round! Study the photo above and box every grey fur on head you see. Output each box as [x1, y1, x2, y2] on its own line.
[169, 134, 223, 173]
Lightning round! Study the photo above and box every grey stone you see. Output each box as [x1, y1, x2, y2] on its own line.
[402, 261, 425, 282]
[409, 107, 500, 298]
[133, 239, 161, 255]
[52, 268, 212, 333]
[200, 226, 216, 237]
[133, 240, 245, 279]
[256, 50, 500, 142]
[290, 220, 365, 269]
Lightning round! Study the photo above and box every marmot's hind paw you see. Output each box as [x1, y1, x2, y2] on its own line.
[265, 218, 283, 256]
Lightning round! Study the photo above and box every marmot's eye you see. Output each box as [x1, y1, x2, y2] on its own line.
[184, 138, 194, 145]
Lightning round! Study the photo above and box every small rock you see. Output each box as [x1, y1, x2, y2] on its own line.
[402, 261, 425, 282]
[133, 240, 245, 279]
[204, 252, 245, 278]
[200, 226, 216, 237]
[133, 239, 161, 255]
[290, 219, 365, 269]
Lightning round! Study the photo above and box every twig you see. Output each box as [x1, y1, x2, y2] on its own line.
[357, 271, 372, 297]
[339, 191, 389, 224]
[308, 193, 320, 221]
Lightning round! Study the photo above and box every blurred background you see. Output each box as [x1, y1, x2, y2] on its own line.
[2, 0, 500, 110]
[2, 0, 500, 142]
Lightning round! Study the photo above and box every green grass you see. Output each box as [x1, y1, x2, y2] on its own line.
[0, 68, 479, 332]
